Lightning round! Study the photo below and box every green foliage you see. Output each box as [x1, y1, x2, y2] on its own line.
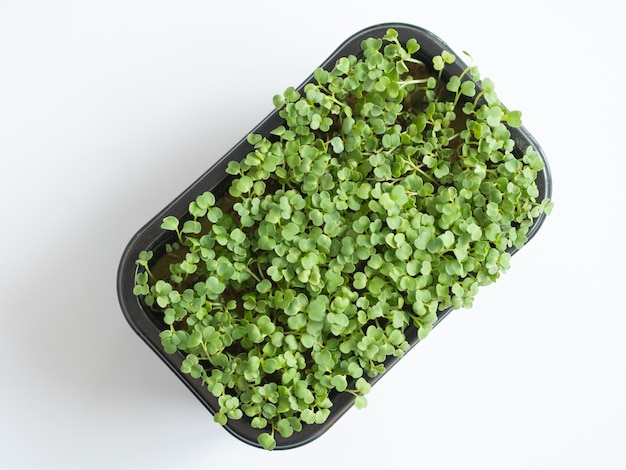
[133, 28, 552, 450]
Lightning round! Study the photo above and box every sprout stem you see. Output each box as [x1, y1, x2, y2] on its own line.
[404, 57, 426, 66]
[246, 267, 262, 283]
[398, 78, 430, 88]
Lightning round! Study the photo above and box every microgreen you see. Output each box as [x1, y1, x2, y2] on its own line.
[134, 28, 552, 450]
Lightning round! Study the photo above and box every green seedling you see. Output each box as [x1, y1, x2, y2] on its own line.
[134, 28, 552, 450]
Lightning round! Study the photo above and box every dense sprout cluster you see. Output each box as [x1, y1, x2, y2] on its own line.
[134, 28, 552, 449]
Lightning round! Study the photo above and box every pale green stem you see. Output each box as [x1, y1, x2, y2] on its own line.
[398, 78, 430, 88]
[246, 266, 262, 283]
[404, 57, 426, 66]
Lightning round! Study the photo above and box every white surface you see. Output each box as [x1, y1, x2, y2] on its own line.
[1, 1, 624, 469]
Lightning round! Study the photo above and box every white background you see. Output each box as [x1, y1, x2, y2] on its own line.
[1, 1, 624, 468]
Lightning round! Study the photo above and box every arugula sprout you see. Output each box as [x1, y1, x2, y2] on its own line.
[134, 28, 552, 450]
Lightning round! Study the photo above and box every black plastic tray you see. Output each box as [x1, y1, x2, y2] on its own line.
[117, 22, 552, 450]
